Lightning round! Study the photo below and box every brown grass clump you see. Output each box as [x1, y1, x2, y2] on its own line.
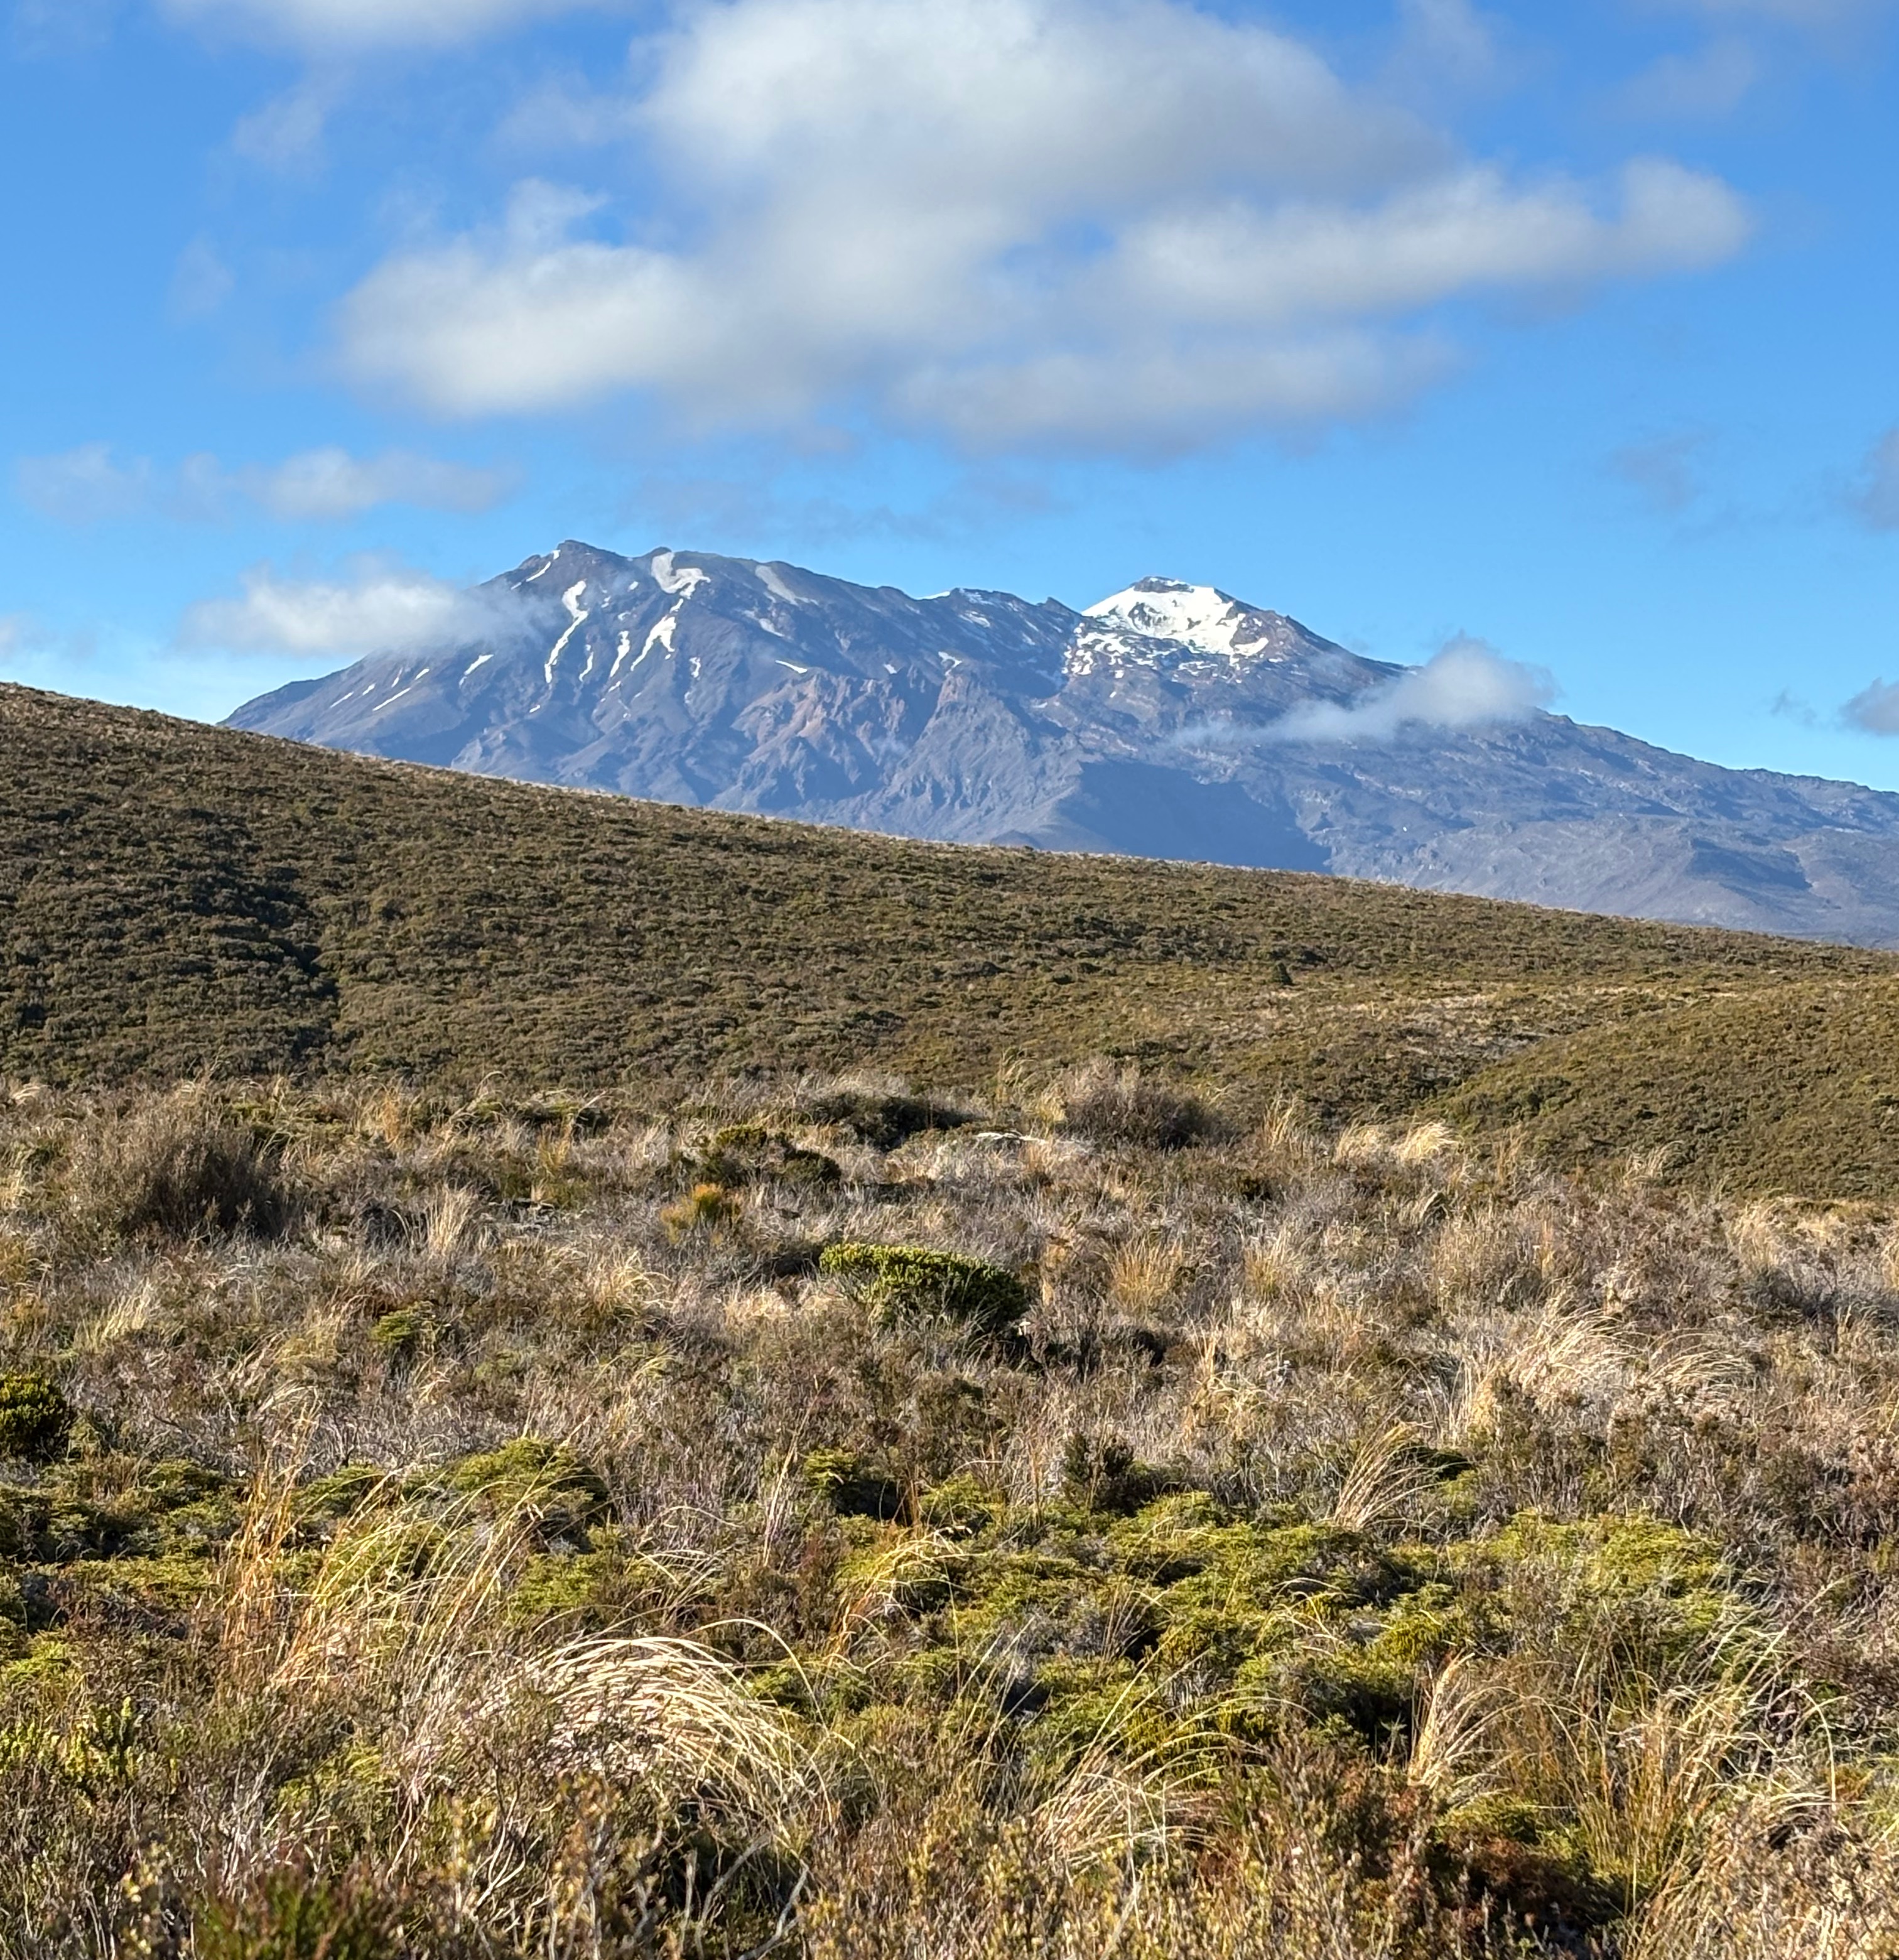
[1045, 1061, 1217, 1151]
[60, 1084, 292, 1244]
[0, 1066, 1897, 1954]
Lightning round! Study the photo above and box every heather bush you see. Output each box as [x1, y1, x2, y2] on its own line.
[819, 1242, 1030, 1340]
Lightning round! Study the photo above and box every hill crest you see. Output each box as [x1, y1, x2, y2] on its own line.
[11, 678, 1899, 1193]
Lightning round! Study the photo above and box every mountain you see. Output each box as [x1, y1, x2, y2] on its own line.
[227, 541, 1899, 946]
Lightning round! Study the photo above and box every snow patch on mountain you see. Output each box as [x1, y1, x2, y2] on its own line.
[1085, 577, 1253, 653]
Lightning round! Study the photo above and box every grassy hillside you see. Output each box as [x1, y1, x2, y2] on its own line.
[5, 682, 1899, 1191]
[9, 680, 1899, 1955]
[1445, 973, 1899, 1193]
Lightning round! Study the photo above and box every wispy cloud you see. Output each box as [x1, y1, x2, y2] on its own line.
[1184, 635, 1557, 747]
[158, 0, 615, 53]
[1616, 38, 1761, 117]
[16, 443, 512, 524]
[0, 610, 97, 667]
[1648, 0, 1892, 21]
[1850, 428, 1899, 531]
[1843, 678, 1899, 734]
[0, 614, 35, 663]
[232, 73, 342, 171]
[1611, 428, 1712, 513]
[1383, 0, 1514, 99]
[168, 238, 235, 322]
[334, 0, 1751, 456]
[178, 557, 524, 658]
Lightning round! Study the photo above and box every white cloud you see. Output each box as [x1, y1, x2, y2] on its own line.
[1268, 636, 1557, 742]
[158, 0, 609, 52]
[16, 442, 510, 523]
[179, 559, 512, 656]
[16, 445, 158, 522]
[1853, 428, 1899, 531]
[12, 0, 118, 55]
[1385, 0, 1511, 97]
[336, 0, 1751, 453]
[249, 447, 512, 519]
[232, 75, 340, 170]
[1844, 678, 1899, 734]
[1089, 161, 1746, 329]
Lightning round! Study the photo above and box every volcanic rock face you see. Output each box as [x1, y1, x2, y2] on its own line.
[228, 541, 1899, 945]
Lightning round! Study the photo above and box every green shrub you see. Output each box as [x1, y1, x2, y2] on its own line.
[0, 1375, 72, 1462]
[1061, 1432, 1171, 1513]
[800, 1090, 968, 1149]
[694, 1123, 840, 1189]
[444, 1438, 609, 1544]
[195, 1872, 396, 1960]
[819, 1242, 1029, 1340]
[803, 1446, 904, 1520]
[369, 1307, 426, 1363]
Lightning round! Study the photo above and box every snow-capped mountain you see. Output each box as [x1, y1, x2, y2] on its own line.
[227, 541, 1899, 945]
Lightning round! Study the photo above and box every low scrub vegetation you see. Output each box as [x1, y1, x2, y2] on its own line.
[0, 1064, 1896, 1954]
[9, 684, 1899, 1192]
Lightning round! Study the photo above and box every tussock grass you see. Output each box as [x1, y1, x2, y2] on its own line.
[0, 1068, 1897, 1952]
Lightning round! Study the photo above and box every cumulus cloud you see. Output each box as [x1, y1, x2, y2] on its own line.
[1852, 428, 1899, 531]
[1268, 636, 1557, 742]
[1844, 678, 1899, 734]
[158, 0, 609, 52]
[335, 0, 1751, 453]
[179, 559, 517, 656]
[16, 443, 510, 523]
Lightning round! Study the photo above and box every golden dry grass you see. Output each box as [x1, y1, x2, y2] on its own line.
[0, 1070, 1895, 1952]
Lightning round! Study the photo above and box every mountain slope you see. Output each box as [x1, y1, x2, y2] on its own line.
[228, 541, 1899, 945]
[12, 681, 1899, 1191]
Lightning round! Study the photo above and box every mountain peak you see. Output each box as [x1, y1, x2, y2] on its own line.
[1084, 576, 1289, 662]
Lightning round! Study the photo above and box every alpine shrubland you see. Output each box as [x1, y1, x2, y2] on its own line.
[11, 681, 1899, 1194]
[1, 1069, 1896, 1957]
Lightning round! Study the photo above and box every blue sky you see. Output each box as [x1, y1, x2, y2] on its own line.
[3, 0, 1898, 786]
